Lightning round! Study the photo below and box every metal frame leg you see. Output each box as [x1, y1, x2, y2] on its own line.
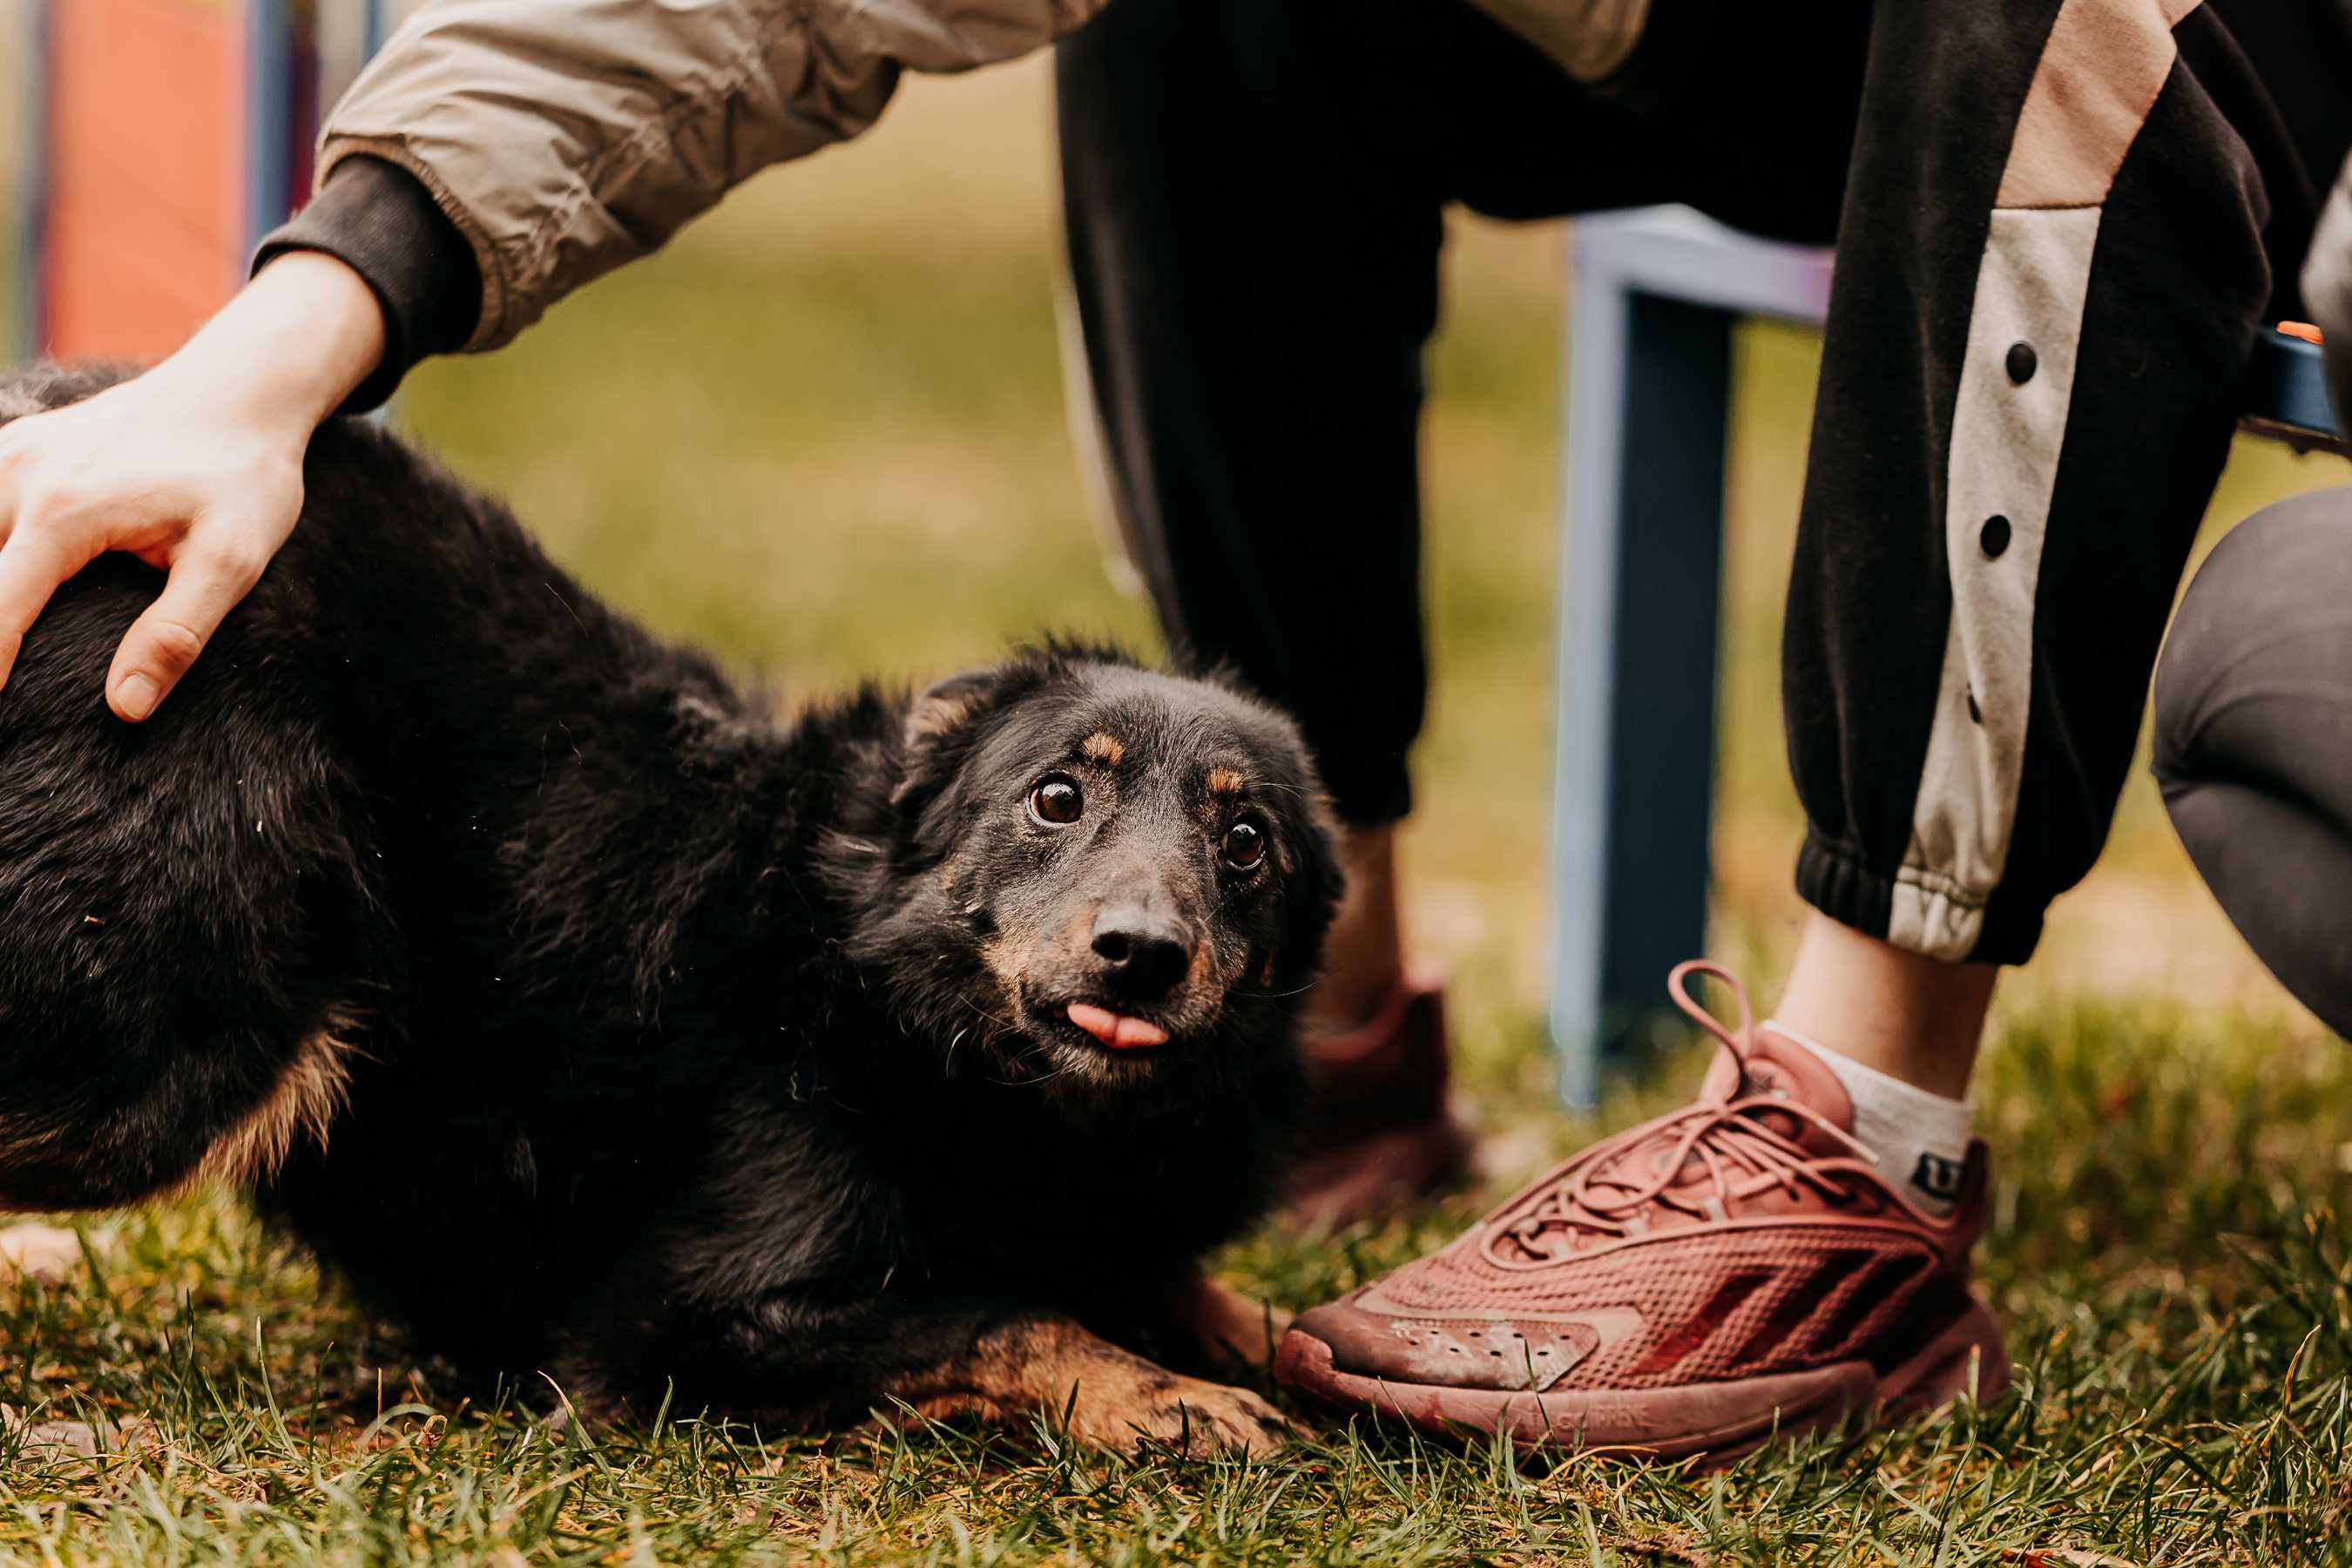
[13, 0, 51, 360]
[244, 0, 298, 260]
[1551, 280, 1734, 1108]
[1551, 207, 1833, 1110]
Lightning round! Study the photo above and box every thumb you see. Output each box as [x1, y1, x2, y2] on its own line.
[107, 542, 267, 721]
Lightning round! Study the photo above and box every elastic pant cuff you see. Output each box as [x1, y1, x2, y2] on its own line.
[1794, 834, 2044, 968]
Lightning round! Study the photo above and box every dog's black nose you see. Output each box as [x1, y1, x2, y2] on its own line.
[1089, 907, 1193, 999]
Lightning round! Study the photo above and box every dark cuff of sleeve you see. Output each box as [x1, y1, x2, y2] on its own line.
[250, 156, 483, 414]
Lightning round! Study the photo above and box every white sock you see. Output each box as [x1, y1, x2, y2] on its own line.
[1764, 1021, 1974, 1216]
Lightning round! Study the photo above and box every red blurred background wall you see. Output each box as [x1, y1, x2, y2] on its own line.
[40, 0, 248, 358]
[18, 0, 352, 362]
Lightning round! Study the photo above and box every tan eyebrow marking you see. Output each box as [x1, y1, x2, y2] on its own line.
[1206, 767, 1246, 797]
[1080, 731, 1125, 767]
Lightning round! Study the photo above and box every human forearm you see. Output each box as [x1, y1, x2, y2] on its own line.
[252, 159, 476, 412]
[177, 250, 389, 426]
[315, 0, 1112, 353]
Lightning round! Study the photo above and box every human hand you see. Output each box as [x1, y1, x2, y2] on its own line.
[0, 253, 387, 720]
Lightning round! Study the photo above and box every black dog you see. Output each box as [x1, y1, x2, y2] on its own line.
[0, 365, 1340, 1453]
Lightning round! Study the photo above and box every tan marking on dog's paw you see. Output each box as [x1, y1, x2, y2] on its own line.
[0, 1223, 83, 1286]
[1076, 1375, 1296, 1458]
[886, 1314, 1298, 1457]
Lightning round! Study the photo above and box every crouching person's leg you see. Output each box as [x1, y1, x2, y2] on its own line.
[1274, 0, 2339, 1462]
[2157, 489, 2352, 1037]
[1056, 0, 1462, 1226]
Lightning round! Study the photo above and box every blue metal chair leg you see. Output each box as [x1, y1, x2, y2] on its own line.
[13, 0, 51, 361]
[1551, 287, 1734, 1107]
[244, 0, 297, 261]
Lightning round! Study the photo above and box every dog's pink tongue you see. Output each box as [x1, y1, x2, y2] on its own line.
[1066, 1002, 1170, 1050]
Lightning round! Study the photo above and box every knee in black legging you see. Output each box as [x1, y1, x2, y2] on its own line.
[2154, 485, 2352, 1035]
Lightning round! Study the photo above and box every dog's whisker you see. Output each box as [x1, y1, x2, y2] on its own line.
[1240, 981, 1318, 1000]
[956, 994, 1018, 1031]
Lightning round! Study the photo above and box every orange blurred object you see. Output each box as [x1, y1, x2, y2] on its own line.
[2277, 321, 2326, 344]
[40, 0, 247, 360]
[24, 0, 341, 362]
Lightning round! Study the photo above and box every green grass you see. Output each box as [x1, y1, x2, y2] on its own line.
[3, 999, 2348, 1562]
[4, 54, 2352, 1561]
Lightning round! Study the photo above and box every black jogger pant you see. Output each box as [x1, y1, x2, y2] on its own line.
[1058, 0, 2352, 966]
[2157, 489, 2352, 1037]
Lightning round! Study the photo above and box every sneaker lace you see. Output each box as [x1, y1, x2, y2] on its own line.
[1492, 961, 1876, 1263]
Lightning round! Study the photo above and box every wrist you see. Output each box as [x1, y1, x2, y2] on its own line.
[170, 253, 389, 430]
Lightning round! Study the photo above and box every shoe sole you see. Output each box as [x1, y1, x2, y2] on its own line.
[1274, 1297, 2009, 1465]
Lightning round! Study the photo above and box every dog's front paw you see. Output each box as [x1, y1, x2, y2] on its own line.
[1078, 1374, 1297, 1458]
[894, 1314, 1302, 1458]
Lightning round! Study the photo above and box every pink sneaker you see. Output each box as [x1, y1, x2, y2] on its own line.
[1275, 961, 2009, 1463]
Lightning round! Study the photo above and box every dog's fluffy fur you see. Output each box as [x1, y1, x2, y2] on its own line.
[0, 366, 1341, 1451]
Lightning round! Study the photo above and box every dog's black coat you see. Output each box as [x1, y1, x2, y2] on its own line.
[0, 365, 1339, 1427]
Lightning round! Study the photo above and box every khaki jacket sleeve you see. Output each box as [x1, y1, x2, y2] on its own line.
[321, 0, 1106, 352]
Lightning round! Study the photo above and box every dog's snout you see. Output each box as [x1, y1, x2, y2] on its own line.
[1089, 906, 1193, 998]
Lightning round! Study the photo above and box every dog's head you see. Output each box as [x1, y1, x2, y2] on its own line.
[834, 646, 1342, 1105]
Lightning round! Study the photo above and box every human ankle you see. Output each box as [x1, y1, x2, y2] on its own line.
[1305, 823, 1406, 1032]
[1768, 913, 1993, 1100]
[1764, 1021, 1975, 1213]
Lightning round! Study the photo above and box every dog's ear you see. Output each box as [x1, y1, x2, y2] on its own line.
[901, 668, 1002, 754]
[891, 664, 1031, 820]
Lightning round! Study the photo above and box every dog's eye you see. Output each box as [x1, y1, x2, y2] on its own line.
[1220, 820, 1266, 869]
[1029, 775, 1084, 826]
